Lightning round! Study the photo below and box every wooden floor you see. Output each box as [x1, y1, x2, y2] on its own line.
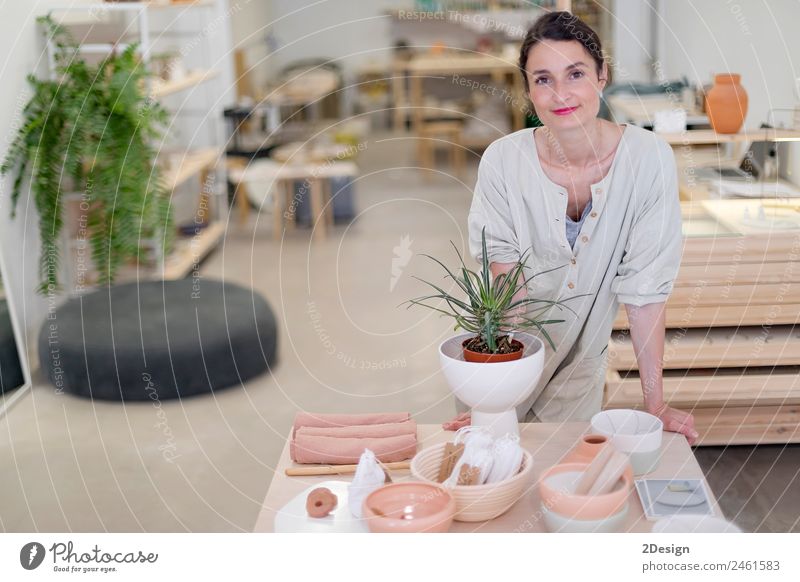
[695, 444, 800, 532]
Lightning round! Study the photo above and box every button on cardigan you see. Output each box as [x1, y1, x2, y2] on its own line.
[467, 124, 682, 422]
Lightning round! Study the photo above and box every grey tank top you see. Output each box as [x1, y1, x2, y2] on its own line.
[565, 199, 593, 249]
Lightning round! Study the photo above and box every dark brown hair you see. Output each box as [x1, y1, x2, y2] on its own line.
[518, 11, 611, 92]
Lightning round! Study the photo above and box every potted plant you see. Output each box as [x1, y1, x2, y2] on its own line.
[406, 227, 571, 362]
[1, 16, 171, 294]
[405, 227, 576, 437]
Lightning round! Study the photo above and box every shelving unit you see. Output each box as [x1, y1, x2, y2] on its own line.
[45, 1, 234, 294]
[150, 68, 220, 99]
[659, 128, 800, 146]
[162, 147, 221, 191]
[162, 222, 225, 280]
[604, 200, 800, 446]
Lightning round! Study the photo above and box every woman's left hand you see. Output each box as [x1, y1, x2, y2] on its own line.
[649, 402, 699, 445]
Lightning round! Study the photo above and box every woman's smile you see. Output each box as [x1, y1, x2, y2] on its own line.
[552, 105, 580, 116]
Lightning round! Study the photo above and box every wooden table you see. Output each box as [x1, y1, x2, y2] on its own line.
[227, 159, 358, 240]
[253, 422, 721, 533]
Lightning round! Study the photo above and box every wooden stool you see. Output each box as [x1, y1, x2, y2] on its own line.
[418, 120, 466, 180]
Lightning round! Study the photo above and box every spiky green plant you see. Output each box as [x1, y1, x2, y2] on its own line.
[1, 15, 171, 293]
[406, 227, 576, 353]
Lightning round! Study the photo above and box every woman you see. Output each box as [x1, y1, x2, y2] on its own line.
[457, 11, 698, 444]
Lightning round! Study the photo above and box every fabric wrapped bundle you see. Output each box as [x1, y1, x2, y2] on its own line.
[290, 412, 418, 464]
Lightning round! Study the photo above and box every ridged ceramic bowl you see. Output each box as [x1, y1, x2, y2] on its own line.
[410, 442, 533, 522]
[591, 409, 663, 475]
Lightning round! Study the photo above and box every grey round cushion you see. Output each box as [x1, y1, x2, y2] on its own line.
[38, 279, 278, 401]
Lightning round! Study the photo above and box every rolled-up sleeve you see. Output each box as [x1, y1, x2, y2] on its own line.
[468, 144, 520, 264]
[611, 141, 683, 306]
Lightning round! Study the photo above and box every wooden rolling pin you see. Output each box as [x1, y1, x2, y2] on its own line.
[285, 461, 410, 476]
[574, 445, 613, 495]
[761, 201, 800, 212]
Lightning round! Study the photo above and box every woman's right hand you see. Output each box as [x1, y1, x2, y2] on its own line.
[442, 411, 471, 431]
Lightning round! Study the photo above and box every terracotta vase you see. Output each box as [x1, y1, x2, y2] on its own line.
[705, 74, 748, 134]
[562, 434, 610, 464]
[462, 337, 524, 363]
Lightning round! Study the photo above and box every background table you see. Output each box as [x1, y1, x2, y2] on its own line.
[254, 422, 722, 533]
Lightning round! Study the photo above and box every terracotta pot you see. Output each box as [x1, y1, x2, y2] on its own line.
[462, 337, 524, 363]
[705, 74, 748, 134]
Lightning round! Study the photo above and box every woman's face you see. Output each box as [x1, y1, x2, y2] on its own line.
[524, 39, 607, 131]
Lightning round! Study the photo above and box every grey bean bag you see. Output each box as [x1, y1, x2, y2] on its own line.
[38, 279, 278, 400]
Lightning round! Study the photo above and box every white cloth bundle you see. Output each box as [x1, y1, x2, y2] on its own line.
[348, 449, 386, 518]
[485, 434, 524, 483]
[443, 427, 495, 487]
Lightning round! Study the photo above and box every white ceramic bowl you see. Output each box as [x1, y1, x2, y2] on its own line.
[591, 410, 663, 475]
[627, 448, 662, 476]
[542, 502, 629, 533]
[591, 409, 663, 453]
[652, 515, 742, 533]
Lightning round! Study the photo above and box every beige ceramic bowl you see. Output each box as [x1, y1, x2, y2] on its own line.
[410, 442, 533, 522]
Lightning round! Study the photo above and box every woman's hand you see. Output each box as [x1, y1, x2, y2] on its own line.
[649, 402, 699, 445]
[442, 411, 471, 431]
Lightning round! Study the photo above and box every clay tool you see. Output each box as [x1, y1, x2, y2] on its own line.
[587, 451, 630, 495]
[574, 443, 614, 495]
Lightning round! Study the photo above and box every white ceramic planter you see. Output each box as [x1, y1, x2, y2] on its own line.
[439, 332, 544, 439]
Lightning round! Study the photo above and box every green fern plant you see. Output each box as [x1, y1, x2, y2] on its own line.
[1, 15, 171, 293]
[406, 227, 577, 354]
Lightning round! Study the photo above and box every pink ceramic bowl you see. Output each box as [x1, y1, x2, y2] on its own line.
[362, 483, 456, 533]
[538, 462, 632, 521]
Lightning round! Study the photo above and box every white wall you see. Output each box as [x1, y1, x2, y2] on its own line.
[248, 0, 399, 79]
[657, 0, 800, 130]
[0, 1, 68, 374]
[611, 0, 656, 84]
[228, 0, 274, 92]
[647, 0, 800, 183]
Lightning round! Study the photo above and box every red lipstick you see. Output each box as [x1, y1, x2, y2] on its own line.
[552, 106, 579, 116]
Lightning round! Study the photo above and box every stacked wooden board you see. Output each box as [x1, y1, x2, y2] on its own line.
[604, 201, 800, 445]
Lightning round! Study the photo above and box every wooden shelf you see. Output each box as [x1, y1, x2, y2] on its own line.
[614, 303, 800, 330]
[605, 367, 800, 410]
[162, 222, 224, 280]
[659, 128, 800, 145]
[610, 326, 800, 370]
[52, 1, 213, 12]
[150, 69, 219, 99]
[691, 405, 800, 446]
[680, 233, 800, 265]
[160, 148, 220, 191]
